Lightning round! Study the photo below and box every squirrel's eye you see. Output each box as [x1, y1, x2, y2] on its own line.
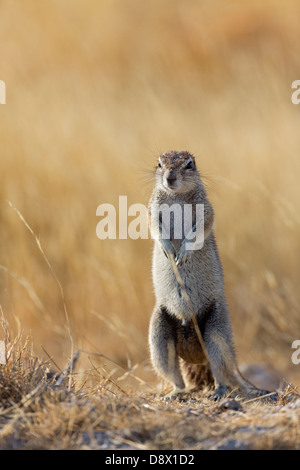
[158, 162, 162, 168]
[185, 161, 193, 170]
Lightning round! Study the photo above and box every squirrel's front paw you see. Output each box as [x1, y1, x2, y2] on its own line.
[175, 245, 192, 267]
[160, 239, 176, 261]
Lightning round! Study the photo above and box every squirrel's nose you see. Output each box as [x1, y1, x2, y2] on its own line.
[167, 176, 176, 185]
[166, 170, 176, 185]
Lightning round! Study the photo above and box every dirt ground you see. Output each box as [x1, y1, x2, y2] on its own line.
[0, 339, 299, 451]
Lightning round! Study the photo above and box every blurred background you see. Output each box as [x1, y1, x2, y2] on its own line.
[0, 0, 299, 388]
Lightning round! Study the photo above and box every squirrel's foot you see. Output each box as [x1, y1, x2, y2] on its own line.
[162, 387, 188, 402]
[209, 384, 230, 401]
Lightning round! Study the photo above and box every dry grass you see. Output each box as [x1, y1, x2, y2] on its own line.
[0, 0, 300, 449]
[0, 333, 299, 450]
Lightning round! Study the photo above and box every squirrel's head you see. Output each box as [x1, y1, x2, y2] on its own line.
[156, 151, 201, 193]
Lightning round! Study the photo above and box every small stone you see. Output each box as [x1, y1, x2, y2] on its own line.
[218, 398, 243, 412]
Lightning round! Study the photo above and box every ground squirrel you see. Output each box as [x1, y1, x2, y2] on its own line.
[148, 150, 246, 400]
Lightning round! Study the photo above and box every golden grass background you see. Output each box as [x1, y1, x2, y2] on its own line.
[0, 0, 300, 388]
